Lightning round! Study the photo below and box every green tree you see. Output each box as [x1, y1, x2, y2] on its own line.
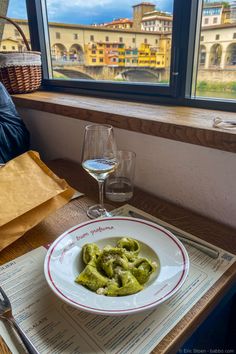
[221, 1, 230, 8]
[197, 81, 208, 91]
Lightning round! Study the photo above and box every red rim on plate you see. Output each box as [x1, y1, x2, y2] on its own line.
[44, 217, 189, 315]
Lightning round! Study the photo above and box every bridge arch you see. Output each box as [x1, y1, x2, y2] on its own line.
[209, 43, 222, 67]
[54, 68, 93, 80]
[51, 43, 67, 60]
[120, 68, 160, 82]
[69, 44, 84, 64]
[225, 43, 236, 67]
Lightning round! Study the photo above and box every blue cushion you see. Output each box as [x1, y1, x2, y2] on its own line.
[0, 83, 30, 163]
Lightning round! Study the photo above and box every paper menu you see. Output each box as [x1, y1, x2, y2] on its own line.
[0, 151, 76, 251]
[0, 206, 235, 354]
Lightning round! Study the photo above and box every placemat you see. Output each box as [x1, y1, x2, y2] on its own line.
[0, 205, 235, 354]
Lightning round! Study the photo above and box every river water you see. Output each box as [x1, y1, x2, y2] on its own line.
[195, 91, 236, 100]
[54, 66, 236, 100]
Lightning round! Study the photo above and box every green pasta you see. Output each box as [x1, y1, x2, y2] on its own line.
[82, 243, 100, 265]
[75, 238, 158, 296]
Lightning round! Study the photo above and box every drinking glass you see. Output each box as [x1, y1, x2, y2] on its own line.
[81, 124, 117, 219]
[105, 150, 136, 202]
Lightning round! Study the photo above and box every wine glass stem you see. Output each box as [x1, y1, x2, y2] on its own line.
[98, 180, 105, 214]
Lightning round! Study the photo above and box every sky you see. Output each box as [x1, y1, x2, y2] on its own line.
[7, 0, 173, 25]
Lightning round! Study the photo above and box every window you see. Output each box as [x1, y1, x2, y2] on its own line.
[56, 32, 61, 39]
[0, 0, 29, 53]
[193, 0, 236, 101]
[74, 34, 78, 39]
[39, 0, 175, 93]
[213, 17, 218, 24]
[21, 0, 236, 108]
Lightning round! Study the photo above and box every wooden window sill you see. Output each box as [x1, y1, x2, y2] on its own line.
[12, 91, 236, 153]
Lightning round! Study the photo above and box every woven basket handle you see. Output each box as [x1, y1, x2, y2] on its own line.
[0, 15, 31, 51]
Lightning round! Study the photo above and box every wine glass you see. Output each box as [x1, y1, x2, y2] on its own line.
[81, 124, 118, 219]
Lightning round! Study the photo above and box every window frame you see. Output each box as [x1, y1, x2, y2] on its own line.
[26, 0, 187, 99]
[25, 0, 236, 112]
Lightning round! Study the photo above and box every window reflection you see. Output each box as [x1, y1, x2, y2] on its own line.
[195, 0, 236, 100]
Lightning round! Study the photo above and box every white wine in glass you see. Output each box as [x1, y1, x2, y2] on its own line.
[81, 124, 117, 218]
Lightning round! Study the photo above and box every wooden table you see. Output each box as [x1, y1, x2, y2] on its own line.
[0, 159, 236, 354]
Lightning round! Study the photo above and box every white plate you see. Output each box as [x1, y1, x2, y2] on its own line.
[44, 217, 189, 315]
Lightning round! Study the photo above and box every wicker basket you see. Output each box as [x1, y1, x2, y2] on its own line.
[0, 16, 42, 94]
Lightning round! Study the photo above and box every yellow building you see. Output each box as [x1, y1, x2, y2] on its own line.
[85, 42, 105, 66]
[159, 37, 171, 67]
[138, 39, 170, 68]
[0, 37, 20, 51]
[0, 19, 30, 51]
[222, 8, 232, 24]
[138, 43, 151, 66]
[1, 20, 167, 52]
[202, 3, 236, 27]
[118, 44, 125, 66]
[0, 18, 171, 70]
[124, 48, 138, 66]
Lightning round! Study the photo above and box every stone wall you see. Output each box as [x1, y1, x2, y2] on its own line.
[198, 68, 236, 82]
[56, 65, 168, 81]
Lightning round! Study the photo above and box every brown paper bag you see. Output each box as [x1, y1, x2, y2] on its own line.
[0, 151, 75, 250]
